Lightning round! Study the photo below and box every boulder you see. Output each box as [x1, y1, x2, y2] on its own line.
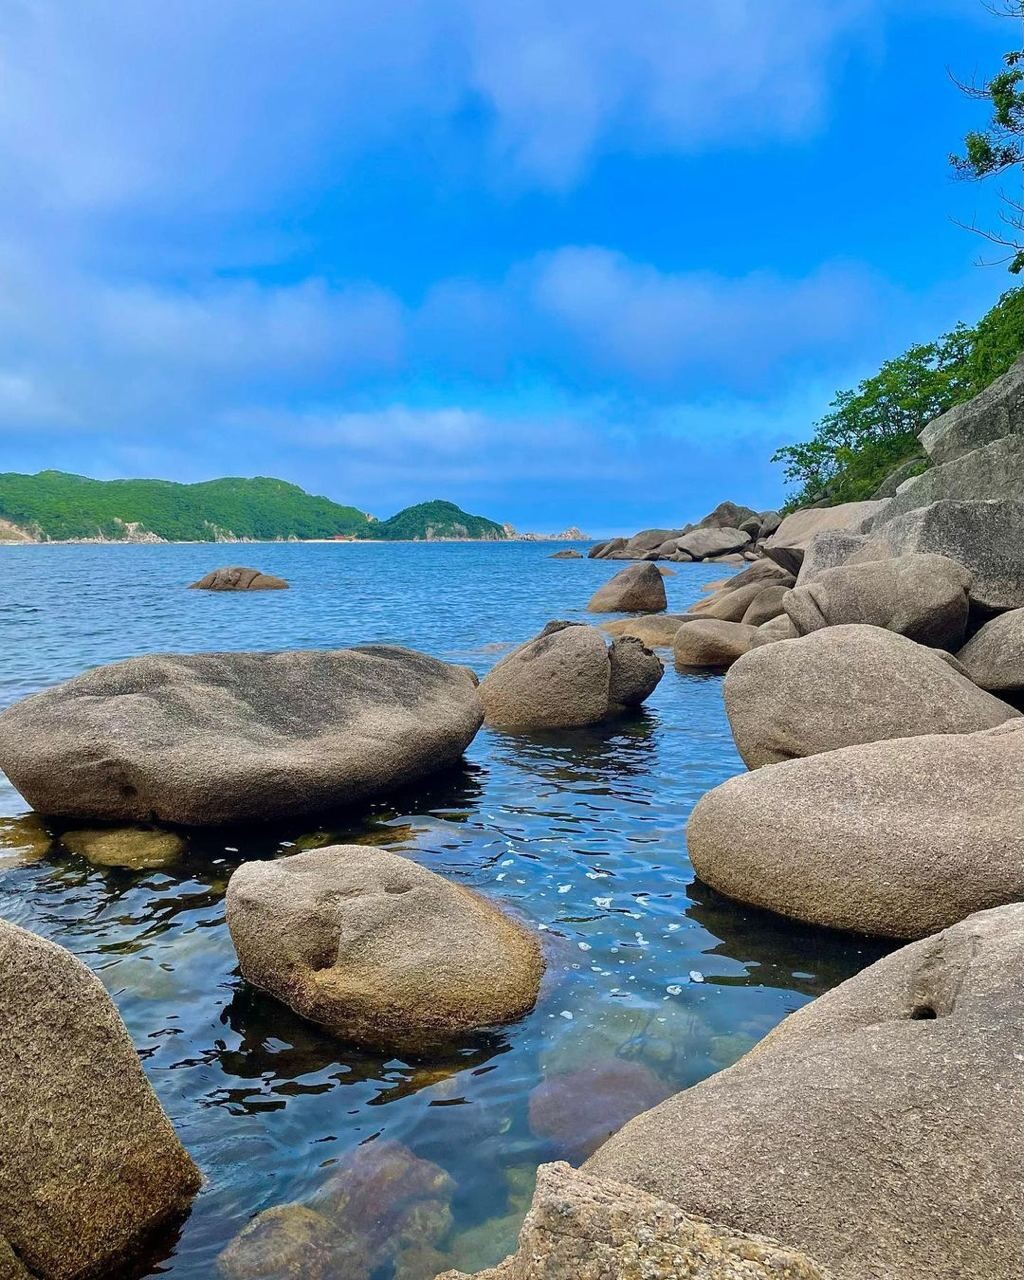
[675, 527, 750, 560]
[673, 620, 758, 669]
[748, 614, 799, 647]
[620, 528, 682, 557]
[226, 845, 544, 1053]
[479, 623, 662, 727]
[0, 646, 483, 826]
[588, 538, 626, 560]
[724, 625, 1020, 769]
[764, 501, 882, 553]
[686, 582, 767, 623]
[686, 719, 1024, 938]
[850, 499, 1024, 611]
[957, 608, 1024, 693]
[872, 434, 1024, 525]
[869, 454, 928, 499]
[705, 552, 746, 564]
[698, 501, 760, 529]
[783, 553, 971, 650]
[794, 529, 868, 585]
[189, 566, 288, 590]
[586, 563, 667, 613]
[918, 350, 1024, 464]
[716, 560, 793, 593]
[758, 510, 783, 536]
[600, 615, 688, 648]
[739, 585, 789, 627]
[549, 549, 581, 559]
[437, 1162, 831, 1280]
[588, 904, 1024, 1280]
[0, 920, 201, 1279]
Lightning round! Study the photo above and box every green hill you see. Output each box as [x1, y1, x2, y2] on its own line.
[367, 499, 506, 541]
[0, 471, 507, 543]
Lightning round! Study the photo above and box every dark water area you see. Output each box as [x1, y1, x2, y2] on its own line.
[0, 542, 889, 1278]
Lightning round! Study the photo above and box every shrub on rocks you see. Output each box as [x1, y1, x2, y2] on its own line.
[586, 903, 1024, 1280]
[226, 846, 544, 1054]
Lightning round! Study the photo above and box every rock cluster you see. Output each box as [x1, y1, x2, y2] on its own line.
[189, 565, 289, 590]
[479, 622, 662, 728]
[587, 501, 782, 565]
[226, 845, 544, 1052]
[0, 645, 483, 825]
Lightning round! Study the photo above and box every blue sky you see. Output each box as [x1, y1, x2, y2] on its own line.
[0, 0, 1016, 534]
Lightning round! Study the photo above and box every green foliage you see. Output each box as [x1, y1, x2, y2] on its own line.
[773, 287, 1024, 510]
[0, 472, 506, 542]
[367, 499, 506, 541]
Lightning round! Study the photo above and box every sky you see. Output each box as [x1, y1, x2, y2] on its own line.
[0, 0, 1018, 535]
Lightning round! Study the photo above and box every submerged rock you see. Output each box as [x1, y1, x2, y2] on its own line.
[0, 813, 54, 867]
[189, 566, 289, 590]
[226, 845, 544, 1053]
[479, 624, 661, 728]
[724, 625, 1020, 769]
[587, 904, 1024, 1280]
[586, 562, 667, 612]
[437, 1162, 831, 1280]
[62, 825, 186, 869]
[0, 920, 201, 1279]
[687, 719, 1024, 938]
[0, 645, 483, 825]
[528, 1059, 672, 1163]
[217, 1205, 340, 1280]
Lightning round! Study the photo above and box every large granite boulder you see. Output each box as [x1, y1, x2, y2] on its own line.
[783, 553, 971, 650]
[748, 614, 799, 647]
[587, 538, 626, 560]
[479, 623, 662, 728]
[957, 608, 1024, 693]
[226, 846, 544, 1053]
[0, 920, 201, 1279]
[687, 719, 1024, 938]
[600, 615, 688, 648]
[713, 559, 794, 593]
[437, 1162, 831, 1280]
[618, 528, 682, 558]
[587, 903, 1024, 1280]
[918, 350, 1024, 464]
[686, 581, 767, 622]
[698, 500, 760, 529]
[189, 565, 288, 590]
[851, 499, 1024, 611]
[724, 625, 1020, 769]
[739, 584, 789, 626]
[586, 563, 667, 612]
[0, 646, 483, 825]
[872, 433, 1024, 525]
[763, 501, 881, 561]
[794, 529, 868, 585]
[673, 620, 757, 669]
[675, 527, 750, 560]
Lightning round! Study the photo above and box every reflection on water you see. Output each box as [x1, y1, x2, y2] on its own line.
[0, 543, 890, 1278]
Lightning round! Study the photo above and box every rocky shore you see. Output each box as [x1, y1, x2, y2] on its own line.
[0, 357, 1022, 1278]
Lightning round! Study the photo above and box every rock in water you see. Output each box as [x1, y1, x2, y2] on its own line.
[479, 624, 661, 728]
[0, 920, 200, 1279]
[437, 1162, 831, 1280]
[724, 625, 1020, 769]
[586, 563, 667, 613]
[686, 719, 1024, 938]
[586, 904, 1024, 1280]
[673, 620, 757, 669]
[226, 845, 544, 1053]
[189, 566, 289, 590]
[548, 549, 581, 559]
[600, 615, 689, 648]
[0, 646, 483, 825]
[783, 553, 971, 650]
[62, 826, 186, 869]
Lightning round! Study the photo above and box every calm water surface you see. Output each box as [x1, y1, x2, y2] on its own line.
[0, 543, 888, 1278]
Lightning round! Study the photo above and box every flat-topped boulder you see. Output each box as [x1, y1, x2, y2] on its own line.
[687, 719, 1024, 938]
[0, 920, 201, 1279]
[479, 623, 662, 728]
[850, 499, 1024, 611]
[226, 846, 544, 1053]
[189, 566, 288, 590]
[724, 625, 1019, 769]
[600, 614, 688, 648]
[763, 500, 881, 557]
[919, 350, 1024, 464]
[0, 645, 483, 825]
[437, 1162, 831, 1280]
[586, 562, 667, 612]
[587, 903, 1024, 1280]
[675, 526, 750, 560]
[957, 607, 1024, 693]
[783, 553, 971, 650]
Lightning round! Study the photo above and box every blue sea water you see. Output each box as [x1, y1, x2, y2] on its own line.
[0, 542, 887, 1278]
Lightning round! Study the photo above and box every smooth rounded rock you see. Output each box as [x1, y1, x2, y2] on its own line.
[725, 625, 1020, 769]
[0, 920, 201, 1279]
[784, 553, 971, 650]
[687, 719, 1024, 938]
[601, 615, 688, 648]
[748, 614, 798, 647]
[0, 646, 483, 825]
[62, 826, 186, 870]
[587, 904, 1024, 1280]
[686, 581, 766, 622]
[607, 637, 663, 711]
[675, 527, 750, 560]
[673, 620, 757, 669]
[739, 584, 789, 626]
[956, 607, 1024, 693]
[189, 566, 288, 590]
[226, 846, 544, 1053]
[586, 563, 667, 613]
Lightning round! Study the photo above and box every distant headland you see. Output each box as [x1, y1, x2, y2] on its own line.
[0, 471, 581, 545]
